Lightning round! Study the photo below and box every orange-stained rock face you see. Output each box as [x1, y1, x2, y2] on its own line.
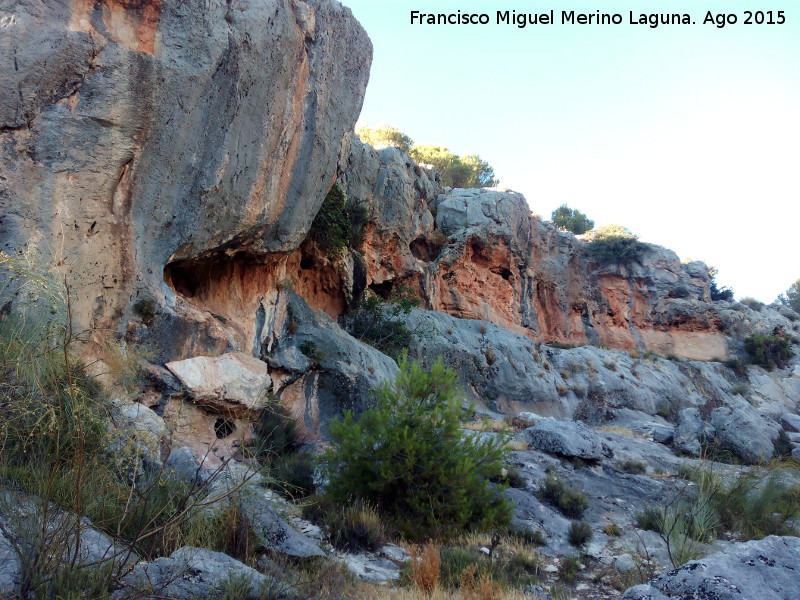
[71, 0, 161, 53]
[162, 246, 346, 358]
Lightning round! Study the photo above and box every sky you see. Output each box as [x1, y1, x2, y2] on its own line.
[341, 0, 800, 303]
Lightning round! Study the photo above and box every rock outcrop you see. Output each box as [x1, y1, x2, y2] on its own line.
[622, 536, 800, 600]
[1, 0, 372, 351]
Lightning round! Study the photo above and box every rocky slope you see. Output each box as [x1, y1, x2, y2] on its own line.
[2, 1, 800, 599]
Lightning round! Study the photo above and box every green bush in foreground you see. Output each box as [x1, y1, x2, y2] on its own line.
[322, 355, 511, 540]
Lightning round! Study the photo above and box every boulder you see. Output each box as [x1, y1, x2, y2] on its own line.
[0, 519, 21, 597]
[673, 408, 708, 456]
[266, 291, 398, 433]
[114, 547, 297, 600]
[781, 412, 800, 433]
[710, 400, 782, 464]
[524, 420, 612, 460]
[166, 352, 271, 416]
[107, 397, 169, 478]
[622, 536, 800, 600]
[239, 488, 325, 559]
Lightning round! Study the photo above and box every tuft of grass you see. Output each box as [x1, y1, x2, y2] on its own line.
[537, 475, 589, 519]
[618, 459, 648, 475]
[303, 496, 386, 553]
[567, 521, 592, 548]
[603, 523, 622, 537]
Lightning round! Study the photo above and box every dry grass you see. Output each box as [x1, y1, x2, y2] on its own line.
[594, 426, 648, 439]
[505, 439, 529, 452]
[362, 587, 532, 600]
[409, 541, 442, 594]
[461, 420, 507, 433]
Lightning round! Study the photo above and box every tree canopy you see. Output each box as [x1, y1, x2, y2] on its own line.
[551, 204, 594, 234]
[355, 125, 498, 189]
[410, 145, 497, 188]
[355, 125, 413, 152]
[778, 279, 800, 314]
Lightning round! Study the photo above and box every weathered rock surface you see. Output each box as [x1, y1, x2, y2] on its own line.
[710, 399, 783, 464]
[239, 488, 326, 559]
[107, 397, 169, 477]
[525, 419, 612, 460]
[115, 546, 297, 600]
[265, 291, 398, 434]
[0, 518, 21, 596]
[0, 489, 136, 579]
[1, 0, 372, 350]
[622, 536, 800, 600]
[166, 352, 271, 415]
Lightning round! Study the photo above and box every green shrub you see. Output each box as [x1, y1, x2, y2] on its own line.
[319, 499, 386, 552]
[568, 521, 593, 548]
[341, 285, 419, 357]
[618, 459, 648, 475]
[355, 125, 414, 152]
[635, 507, 664, 533]
[254, 398, 304, 459]
[268, 452, 316, 500]
[552, 204, 594, 235]
[559, 556, 581, 582]
[322, 355, 511, 540]
[439, 546, 482, 589]
[708, 266, 734, 301]
[603, 523, 623, 536]
[743, 333, 793, 370]
[308, 184, 367, 255]
[537, 475, 590, 519]
[586, 225, 646, 263]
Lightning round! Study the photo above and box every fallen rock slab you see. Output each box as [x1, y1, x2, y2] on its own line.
[166, 352, 271, 415]
[524, 419, 612, 460]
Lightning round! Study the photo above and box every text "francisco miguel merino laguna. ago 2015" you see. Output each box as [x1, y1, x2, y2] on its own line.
[409, 9, 787, 29]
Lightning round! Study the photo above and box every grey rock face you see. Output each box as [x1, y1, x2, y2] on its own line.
[621, 585, 670, 600]
[781, 412, 800, 433]
[239, 488, 325, 559]
[0, 489, 135, 582]
[115, 546, 297, 600]
[524, 420, 612, 460]
[1, 0, 372, 340]
[710, 399, 782, 464]
[268, 292, 398, 423]
[107, 397, 169, 478]
[623, 536, 800, 600]
[0, 518, 21, 597]
[673, 408, 709, 456]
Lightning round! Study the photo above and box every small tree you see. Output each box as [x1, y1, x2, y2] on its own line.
[410, 145, 498, 189]
[708, 266, 735, 302]
[355, 125, 413, 152]
[322, 356, 511, 540]
[551, 204, 594, 235]
[587, 224, 646, 263]
[778, 279, 800, 314]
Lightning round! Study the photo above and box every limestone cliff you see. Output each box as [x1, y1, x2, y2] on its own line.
[340, 137, 729, 361]
[1, 0, 372, 356]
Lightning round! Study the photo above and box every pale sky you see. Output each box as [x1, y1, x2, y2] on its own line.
[342, 0, 800, 302]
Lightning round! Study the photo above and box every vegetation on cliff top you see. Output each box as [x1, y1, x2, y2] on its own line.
[586, 224, 647, 263]
[551, 204, 594, 235]
[356, 125, 498, 188]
